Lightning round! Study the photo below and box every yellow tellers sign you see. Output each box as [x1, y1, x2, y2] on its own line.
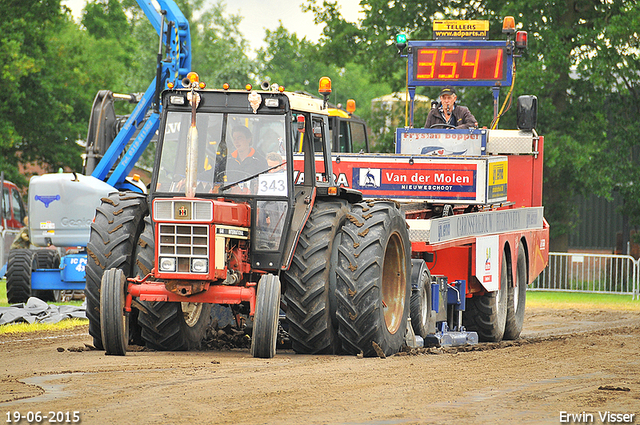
[488, 160, 508, 200]
[433, 20, 489, 40]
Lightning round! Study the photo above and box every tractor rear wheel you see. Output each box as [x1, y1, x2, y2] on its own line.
[100, 268, 128, 356]
[409, 259, 432, 338]
[464, 249, 509, 342]
[283, 200, 350, 354]
[504, 241, 528, 340]
[85, 191, 147, 350]
[135, 217, 211, 351]
[251, 274, 281, 358]
[6, 249, 34, 304]
[33, 250, 62, 302]
[335, 201, 411, 357]
[138, 301, 212, 351]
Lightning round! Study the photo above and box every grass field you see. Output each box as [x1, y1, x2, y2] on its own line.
[0, 278, 88, 335]
[526, 290, 640, 311]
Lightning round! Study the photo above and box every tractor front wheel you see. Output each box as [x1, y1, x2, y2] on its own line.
[100, 268, 129, 356]
[251, 274, 281, 358]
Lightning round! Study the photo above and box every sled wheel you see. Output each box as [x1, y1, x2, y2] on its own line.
[251, 274, 281, 359]
[409, 259, 432, 338]
[504, 241, 528, 340]
[464, 248, 509, 342]
[101, 268, 128, 356]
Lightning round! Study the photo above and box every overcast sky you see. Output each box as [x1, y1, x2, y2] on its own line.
[61, 0, 362, 53]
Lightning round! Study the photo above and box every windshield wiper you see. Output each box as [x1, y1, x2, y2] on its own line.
[220, 162, 284, 193]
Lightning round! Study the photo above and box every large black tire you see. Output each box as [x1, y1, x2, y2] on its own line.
[138, 301, 212, 351]
[335, 201, 411, 357]
[409, 259, 432, 338]
[135, 217, 212, 351]
[33, 250, 62, 302]
[464, 248, 509, 342]
[282, 200, 350, 354]
[85, 191, 148, 350]
[251, 274, 282, 358]
[6, 249, 34, 304]
[100, 268, 128, 356]
[504, 241, 528, 340]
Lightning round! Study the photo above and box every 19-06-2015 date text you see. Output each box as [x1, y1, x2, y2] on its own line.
[6, 411, 80, 423]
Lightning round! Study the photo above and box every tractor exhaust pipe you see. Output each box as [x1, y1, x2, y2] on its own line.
[185, 89, 200, 198]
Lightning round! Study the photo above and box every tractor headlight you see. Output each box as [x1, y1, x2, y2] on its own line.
[191, 258, 208, 273]
[159, 257, 176, 272]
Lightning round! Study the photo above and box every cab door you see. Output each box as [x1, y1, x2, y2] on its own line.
[2, 183, 25, 230]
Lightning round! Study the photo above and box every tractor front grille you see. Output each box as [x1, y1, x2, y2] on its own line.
[158, 223, 209, 273]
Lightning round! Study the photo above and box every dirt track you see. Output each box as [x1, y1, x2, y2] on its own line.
[1, 306, 639, 425]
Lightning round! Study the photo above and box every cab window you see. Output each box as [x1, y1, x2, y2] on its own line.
[339, 120, 351, 153]
[2, 188, 9, 218]
[12, 189, 25, 223]
[351, 122, 368, 153]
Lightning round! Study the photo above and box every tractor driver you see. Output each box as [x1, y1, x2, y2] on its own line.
[226, 126, 267, 185]
[424, 86, 478, 129]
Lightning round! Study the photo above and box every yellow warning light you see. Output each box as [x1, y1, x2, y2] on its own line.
[502, 16, 515, 35]
[278, 85, 285, 93]
[223, 83, 230, 90]
[167, 81, 175, 89]
[327, 187, 338, 195]
[199, 82, 206, 89]
[132, 174, 140, 182]
[186, 72, 199, 83]
[346, 99, 356, 114]
[245, 84, 253, 91]
[318, 77, 332, 94]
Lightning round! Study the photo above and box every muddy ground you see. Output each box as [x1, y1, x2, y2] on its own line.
[1, 306, 639, 425]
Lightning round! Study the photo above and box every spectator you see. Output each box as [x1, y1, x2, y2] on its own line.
[424, 86, 478, 129]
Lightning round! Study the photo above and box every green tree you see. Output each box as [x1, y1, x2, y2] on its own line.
[256, 24, 329, 92]
[256, 23, 392, 152]
[190, 1, 255, 88]
[0, 1, 90, 185]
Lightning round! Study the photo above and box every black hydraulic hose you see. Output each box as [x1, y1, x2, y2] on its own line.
[154, 10, 167, 113]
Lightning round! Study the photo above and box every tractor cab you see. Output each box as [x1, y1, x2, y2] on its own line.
[151, 73, 356, 276]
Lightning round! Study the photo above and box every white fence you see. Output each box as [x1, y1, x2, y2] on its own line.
[531, 252, 640, 300]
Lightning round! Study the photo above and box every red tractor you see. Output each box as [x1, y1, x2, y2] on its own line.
[91, 74, 411, 358]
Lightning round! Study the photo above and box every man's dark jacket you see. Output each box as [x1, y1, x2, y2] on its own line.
[424, 105, 477, 129]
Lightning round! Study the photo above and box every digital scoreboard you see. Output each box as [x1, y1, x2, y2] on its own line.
[407, 41, 513, 87]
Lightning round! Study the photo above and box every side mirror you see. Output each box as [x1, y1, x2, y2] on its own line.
[517, 95, 537, 131]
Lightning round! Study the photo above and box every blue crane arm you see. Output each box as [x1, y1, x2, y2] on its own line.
[90, 0, 191, 189]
